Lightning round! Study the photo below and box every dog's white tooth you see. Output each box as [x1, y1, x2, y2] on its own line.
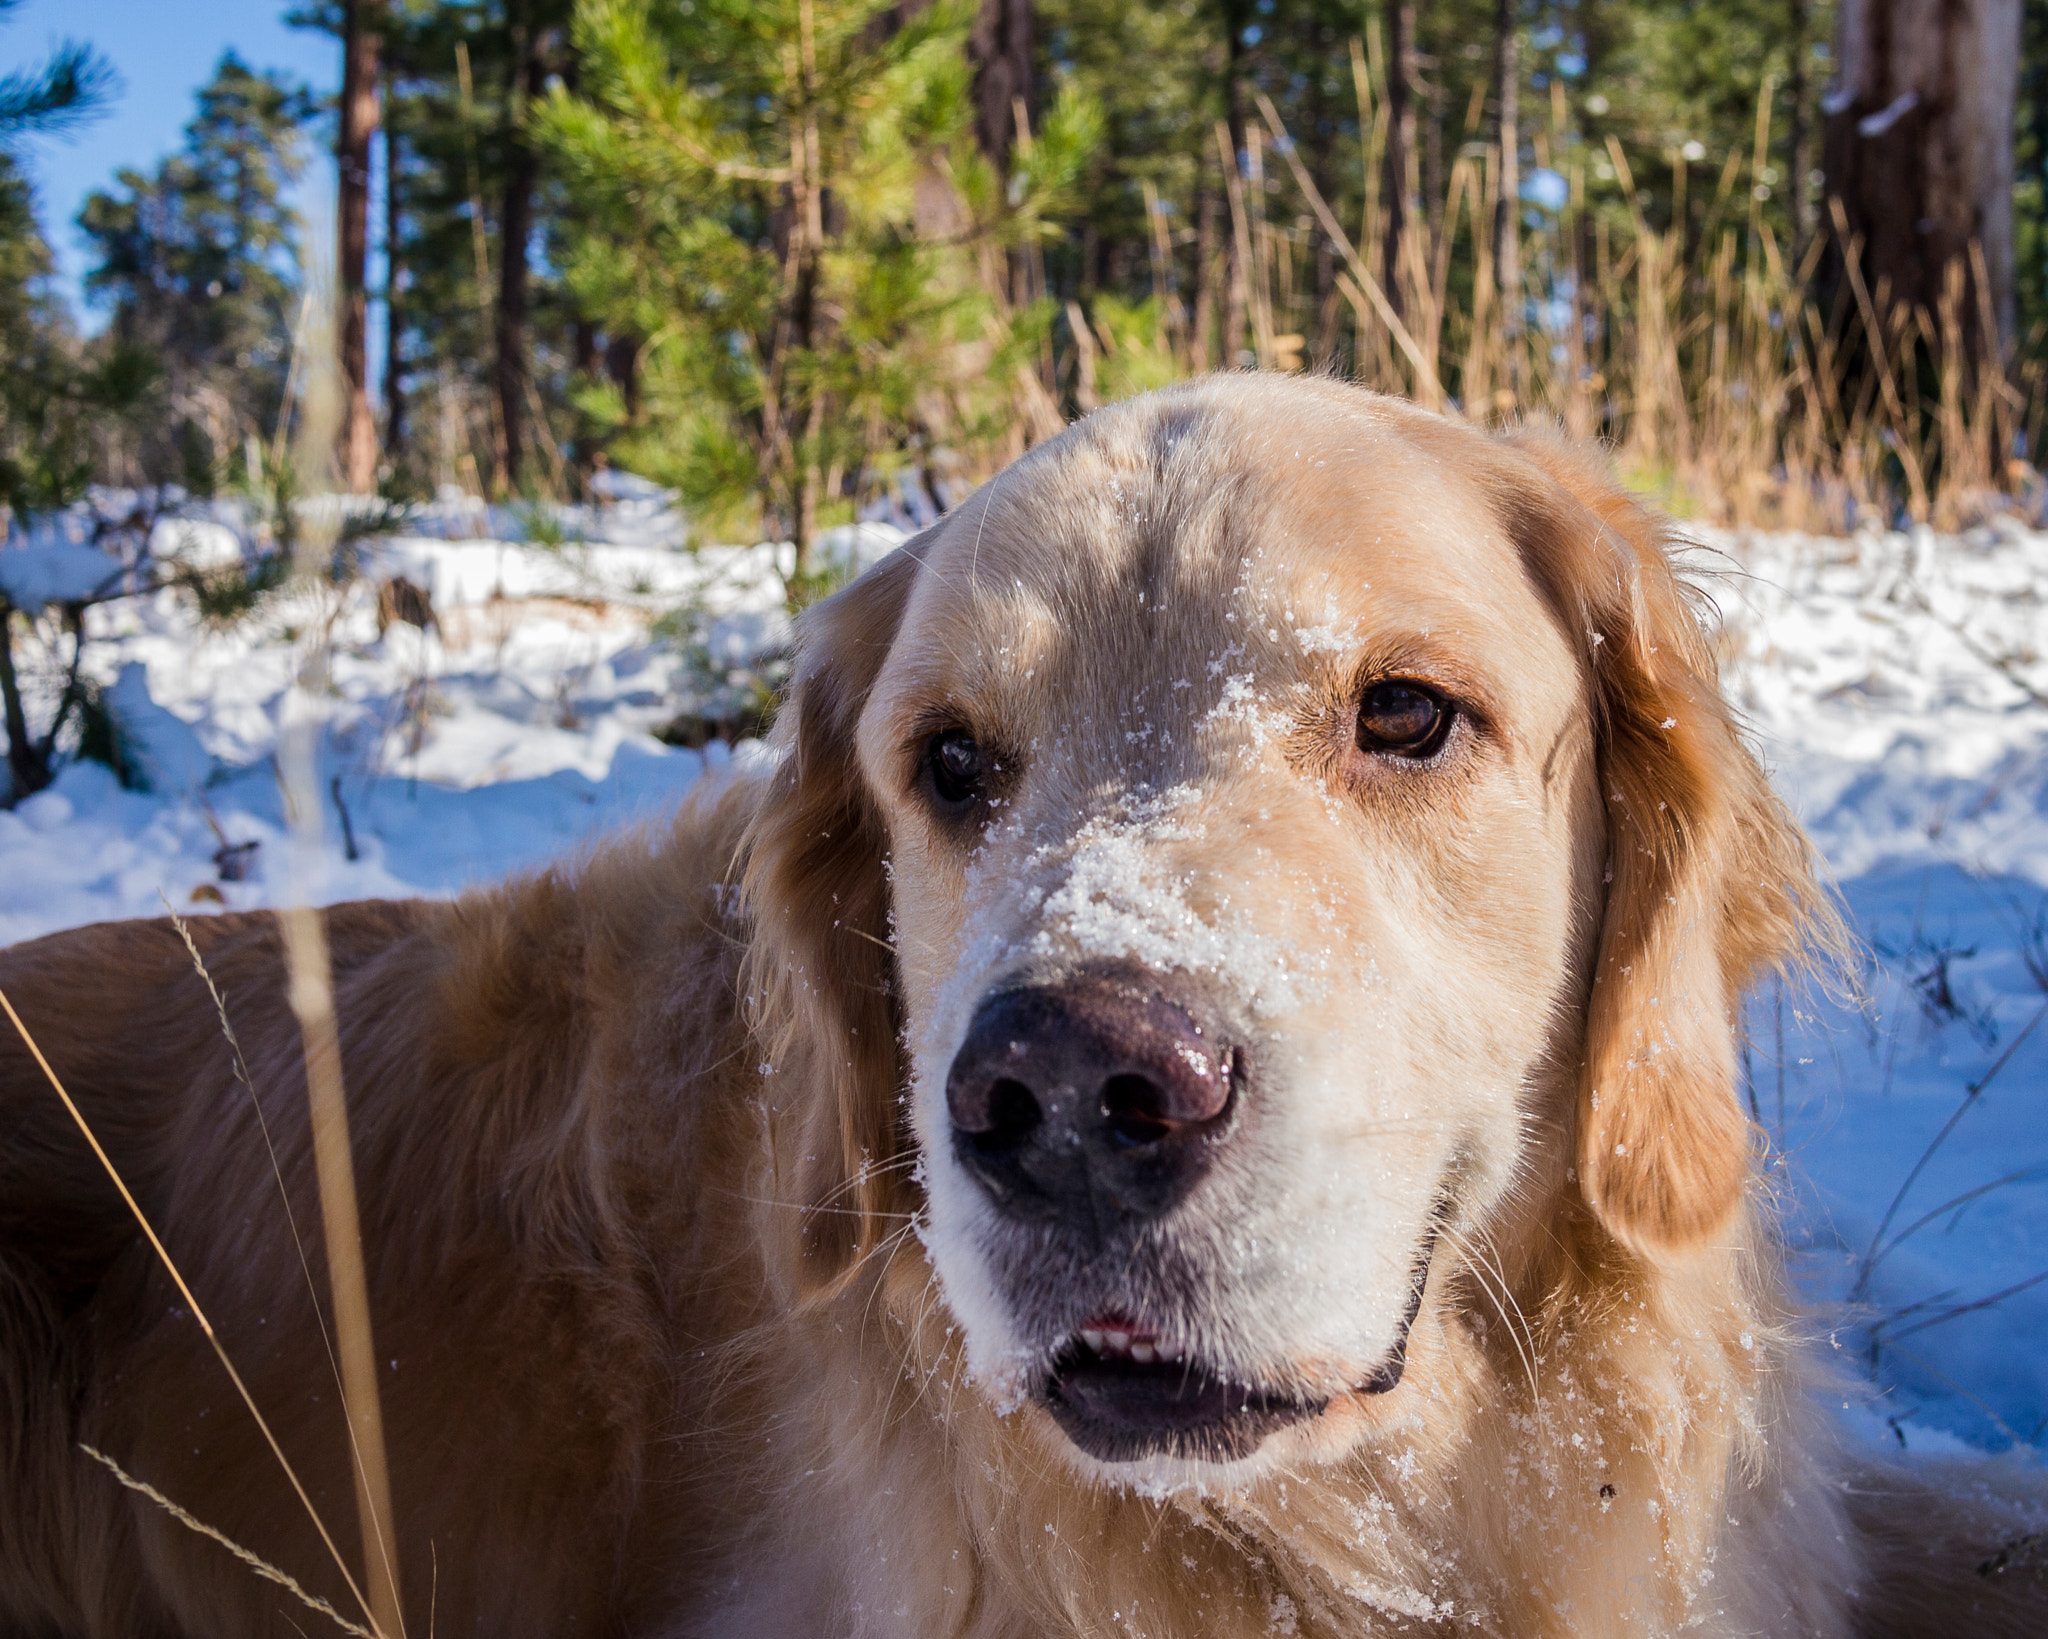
[1106, 1329, 1131, 1353]
[1157, 1339, 1181, 1362]
[1130, 1342, 1156, 1364]
[1081, 1328, 1105, 1353]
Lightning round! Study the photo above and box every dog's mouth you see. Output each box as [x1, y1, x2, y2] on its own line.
[1042, 1323, 1336, 1463]
[1041, 1243, 1432, 1465]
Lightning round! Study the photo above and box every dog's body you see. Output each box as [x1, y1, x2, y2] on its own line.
[3, 378, 2043, 1637]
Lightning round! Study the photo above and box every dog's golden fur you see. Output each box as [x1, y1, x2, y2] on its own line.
[2, 377, 2043, 1636]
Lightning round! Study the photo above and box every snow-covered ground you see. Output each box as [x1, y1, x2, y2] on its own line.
[2, 501, 2044, 1460]
[1702, 521, 2048, 1454]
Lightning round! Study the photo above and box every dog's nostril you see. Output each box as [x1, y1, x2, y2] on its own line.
[1101, 1073, 1174, 1148]
[974, 1077, 1042, 1149]
[946, 974, 1242, 1226]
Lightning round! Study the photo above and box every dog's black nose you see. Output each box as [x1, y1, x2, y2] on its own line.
[945, 972, 1240, 1231]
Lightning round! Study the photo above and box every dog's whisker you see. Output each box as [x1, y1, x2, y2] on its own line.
[1440, 1221, 1541, 1407]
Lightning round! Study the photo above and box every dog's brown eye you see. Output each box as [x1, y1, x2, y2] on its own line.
[1357, 682, 1451, 757]
[928, 729, 983, 804]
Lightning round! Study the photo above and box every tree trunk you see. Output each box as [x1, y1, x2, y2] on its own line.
[496, 23, 550, 494]
[383, 106, 405, 459]
[967, 0, 1036, 313]
[1788, 0, 1814, 270]
[0, 606, 45, 801]
[605, 332, 642, 420]
[1423, 49, 1444, 263]
[1382, 0, 1417, 322]
[1221, 0, 1251, 366]
[338, 0, 381, 492]
[968, 0, 1033, 173]
[1822, 0, 2021, 354]
[1494, 0, 1521, 341]
[1192, 172, 1219, 369]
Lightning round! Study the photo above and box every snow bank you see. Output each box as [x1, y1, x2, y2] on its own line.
[1697, 522, 2048, 1453]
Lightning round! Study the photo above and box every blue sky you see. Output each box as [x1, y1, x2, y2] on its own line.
[2, 0, 343, 320]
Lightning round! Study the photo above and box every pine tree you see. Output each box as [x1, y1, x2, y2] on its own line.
[0, 0, 119, 510]
[78, 55, 314, 479]
[539, 0, 1096, 584]
[0, 1, 134, 801]
[344, 0, 583, 496]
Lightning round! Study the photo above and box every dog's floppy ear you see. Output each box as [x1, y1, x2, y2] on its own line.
[1494, 431, 1831, 1257]
[740, 537, 929, 1290]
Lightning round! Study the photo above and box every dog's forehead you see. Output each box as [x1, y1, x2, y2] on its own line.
[886, 396, 1560, 706]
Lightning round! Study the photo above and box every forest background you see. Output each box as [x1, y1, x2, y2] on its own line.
[0, 0, 2043, 722]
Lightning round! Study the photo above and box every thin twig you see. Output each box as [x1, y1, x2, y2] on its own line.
[1852, 995, 2048, 1304]
[1876, 1268, 2048, 1345]
[1864, 1167, 2048, 1283]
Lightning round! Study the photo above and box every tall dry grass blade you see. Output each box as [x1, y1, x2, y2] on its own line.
[0, 985, 387, 1638]
[285, 261, 408, 1639]
[159, 894, 373, 1558]
[80, 1446, 376, 1639]
[1254, 90, 1442, 407]
[1828, 197, 1929, 519]
[1244, 124, 1277, 368]
[1216, 120, 1255, 370]
[276, 905, 404, 1639]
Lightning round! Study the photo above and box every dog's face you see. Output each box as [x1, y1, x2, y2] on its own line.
[750, 378, 1802, 1492]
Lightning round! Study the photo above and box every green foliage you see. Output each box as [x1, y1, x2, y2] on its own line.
[538, 0, 1099, 578]
[0, 1, 115, 141]
[1089, 294, 1181, 402]
[78, 53, 313, 462]
[2022, 0, 2048, 347]
[175, 550, 291, 629]
[0, 4, 130, 521]
[510, 494, 582, 548]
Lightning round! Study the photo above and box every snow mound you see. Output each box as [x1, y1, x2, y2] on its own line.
[0, 538, 124, 613]
[104, 663, 212, 795]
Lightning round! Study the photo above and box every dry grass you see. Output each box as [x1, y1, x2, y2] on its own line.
[0, 403, 413, 1631]
[0, 276, 420, 1639]
[1031, 46, 2039, 537]
[78, 1445, 377, 1639]
[0, 981, 395, 1639]
[279, 280, 408, 1639]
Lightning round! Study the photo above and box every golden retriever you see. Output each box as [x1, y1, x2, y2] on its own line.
[3, 375, 2043, 1637]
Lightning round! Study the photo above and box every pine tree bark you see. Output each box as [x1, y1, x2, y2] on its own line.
[383, 110, 404, 458]
[1221, 0, 1251, 366]
[968, 0, 1033, 172]
[1192, 172, 1219, 368]
[1822, 0, 2022, 354]
[1381, 0, 1417, 323]
[496, 23, 549, 495]
[1788, 0, 1814, 270]
[1493, 0, 1521, 340]
[338, 0, 381, 492]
